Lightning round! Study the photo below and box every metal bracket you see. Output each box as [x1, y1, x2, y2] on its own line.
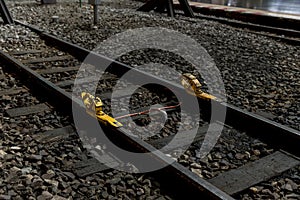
[0, 0, 13, 24]
[137, 0, 194, 18]
[88, 0, 100, 24]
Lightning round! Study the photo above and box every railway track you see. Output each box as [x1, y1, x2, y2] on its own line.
[192, 16, 300, 46]
[132, 0, 300, 44]
[165, 1, 300, 44]
[0, 21, 300, 199]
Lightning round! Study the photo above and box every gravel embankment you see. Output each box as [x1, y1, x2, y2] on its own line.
[7, 1, 300, 131]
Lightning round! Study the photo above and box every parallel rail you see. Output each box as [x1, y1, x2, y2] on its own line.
[139, 1, 300, 44]
[0, 0, 13, 24]
[137, 0, 300, 38]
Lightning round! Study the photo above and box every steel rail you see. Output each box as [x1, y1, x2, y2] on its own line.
[137, 0, 300, 36]
[138, 2, 300, 43]
[204, 17, 300, 44]
[172, 2, 300, 36]
[136, 1, 300, 42]
[188, 13, 300, 45]
[0, 0, 13, 24]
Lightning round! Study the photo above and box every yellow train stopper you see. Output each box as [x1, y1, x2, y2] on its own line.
[81, 92, 122, 128]
[181, 73, 217, 100]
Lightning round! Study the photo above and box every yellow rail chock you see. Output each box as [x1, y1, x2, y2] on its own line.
[81, 92, 122, 128]
[181, 73, 217, 100]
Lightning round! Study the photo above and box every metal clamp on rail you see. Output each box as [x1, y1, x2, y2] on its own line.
[81, 92, 122, 128]
[181, 73, 217, 100]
